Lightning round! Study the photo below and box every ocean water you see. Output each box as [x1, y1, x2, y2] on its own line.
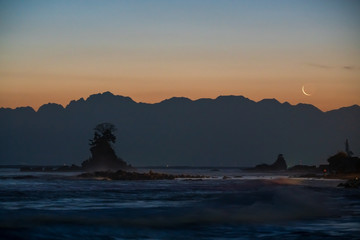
[0, 167, 359, 240]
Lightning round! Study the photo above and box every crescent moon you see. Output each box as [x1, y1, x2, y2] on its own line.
[302, 86, 311, 96]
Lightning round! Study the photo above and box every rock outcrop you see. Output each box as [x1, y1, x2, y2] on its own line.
[250, 154, 288, 171]
[82, 123, 132, 172]
[81, 141, 130, 171]
[338, 178, 360, 188]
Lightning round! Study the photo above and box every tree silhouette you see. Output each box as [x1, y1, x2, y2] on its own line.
[327, 151, 360, 173]
[89, 123, 117, 147]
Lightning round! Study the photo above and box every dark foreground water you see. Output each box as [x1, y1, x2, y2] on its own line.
[0, 168, 359, 240]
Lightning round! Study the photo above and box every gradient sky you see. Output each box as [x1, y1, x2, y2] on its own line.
[0, 0, 359, 111]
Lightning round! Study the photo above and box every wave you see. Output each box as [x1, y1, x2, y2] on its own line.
[1, 177, 359, 239]
[0, 182, 343, 228]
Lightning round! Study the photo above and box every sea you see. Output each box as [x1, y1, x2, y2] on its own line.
[0, 167, 359, 240]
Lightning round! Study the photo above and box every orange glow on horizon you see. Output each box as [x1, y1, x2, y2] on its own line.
[1, 59, 359, 112]
[1, 83, 359, 112]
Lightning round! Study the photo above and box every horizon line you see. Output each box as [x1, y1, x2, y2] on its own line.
[1, 91, 359, 113]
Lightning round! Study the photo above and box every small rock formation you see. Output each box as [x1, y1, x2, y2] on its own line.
[338, 177, 360, 188]
[271, 154, 287, 170]
[81, 123, 132, 172]
[250, 154, 288, 171]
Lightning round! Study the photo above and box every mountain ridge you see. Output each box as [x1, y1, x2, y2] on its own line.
[1, 91, 359, 167]
[1, 91, 358, 113]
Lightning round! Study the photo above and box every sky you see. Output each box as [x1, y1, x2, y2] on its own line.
[0, 0, 359, 111]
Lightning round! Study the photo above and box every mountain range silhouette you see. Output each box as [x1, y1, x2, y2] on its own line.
[1, 91, 359, 167]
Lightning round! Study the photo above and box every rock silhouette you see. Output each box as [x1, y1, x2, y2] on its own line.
[81, 123, 131, 171]
[251, 154, 288, 171]
[338, 178, 360, 188]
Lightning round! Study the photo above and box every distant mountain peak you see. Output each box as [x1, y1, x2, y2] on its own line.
[37, 103, 64, 113]
[102, 91, 114, 96]
[160, 97, 193, 104]
[7, 106, 35, 113]
[282, 101, 292, 107]
[65, 92, 136, 111]
[15, 106, 35, 112]
[65, 98, 85, 110]
[258, 98, 281, 105]
[338, 104, 360, 111]
[295, 103, 322, 113]
[86, 91, 135, 103]
[326, 104, 360, 114]
[215, 95, 253, 104]
[216, 95, 247, 99]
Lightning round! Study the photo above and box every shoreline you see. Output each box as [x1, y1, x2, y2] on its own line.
[1, 165, 359, 181]
[297, 173, 360, 180]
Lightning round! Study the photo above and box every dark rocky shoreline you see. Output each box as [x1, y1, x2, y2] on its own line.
[78, 170, 207, 180]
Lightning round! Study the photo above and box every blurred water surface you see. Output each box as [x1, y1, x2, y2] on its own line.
[0, 167, 359, 239]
